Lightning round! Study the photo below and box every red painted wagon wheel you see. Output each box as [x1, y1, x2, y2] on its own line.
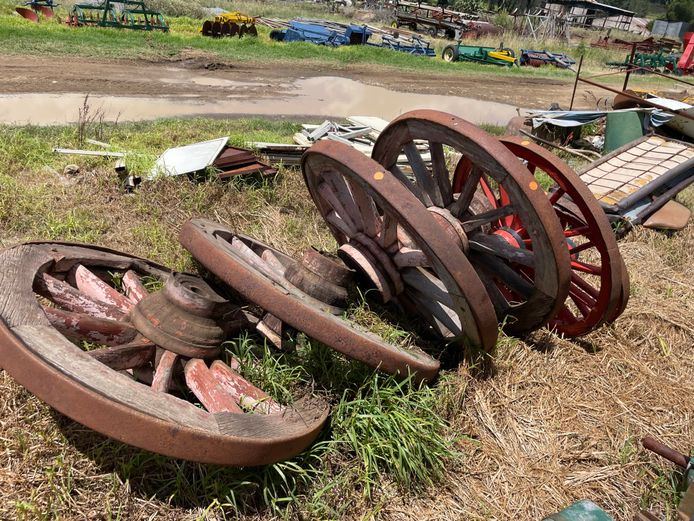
[0, 242, 327, 466]
[180, 219, 442, 382]
[372, 110, 571, 335]
[300, 140, 499, 354]
[486, 137, 628, 336]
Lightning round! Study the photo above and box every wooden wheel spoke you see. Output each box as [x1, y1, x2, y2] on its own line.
[229, 237, 286, 285]
[346, 178, 381, 237]
[401, 268, 462, 335]
[450, 165, 483, 218]
[378, 212, 398, 249]
[151, 350, 178, 393]
[37, 273, 126, 321]
[89, 336, 156, 370]
[261, 250, 287, 277]
[568, 289, 593, 317]
[403, 142, 442, 207]
[317, 180, 360, 234]
[570, 260, 602, 276]
[184, 359, 243, 413]
[568, 240, 595, 256]
[429, 141, 454, 206]
[468, 235, 536, 267]
[324, 169, 364, 231]
[549, 187, 566, 205]
[564, 226, 591, 239]
[461, 206, 515, 233]
[389, 165, 429, 205]
[210, 360, 283, 414]
[326, 210, 357, 237]
[42, 306, 138, 346]
[122, 270, 148, 304]
[473, 253, 534, 299]
[569, 272, 600, 301]
[74, 265, 134, 314]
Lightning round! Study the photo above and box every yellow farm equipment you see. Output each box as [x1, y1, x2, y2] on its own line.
[201, 12, 257, 38]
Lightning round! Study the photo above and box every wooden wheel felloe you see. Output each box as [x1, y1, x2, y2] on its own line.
[491, 137, 628, 336]
[179, 219, 442, 383]
[301, 140, 499, 355]
[0, 242, 327, 466]
[372, 109, 572, 335]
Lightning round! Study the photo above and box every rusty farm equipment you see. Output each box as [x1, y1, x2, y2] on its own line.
[0, 112, 631, 465]
[201, 12, 258, 38]
[15, 0, 54, 22]
[67, 0, 168, 32]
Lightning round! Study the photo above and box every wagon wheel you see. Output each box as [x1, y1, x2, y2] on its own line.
[179, 219, 442, 382]
[488, 137, 628, 336]
[300, 141, 499, 355]
[372, 109, 571, 335]
[0, 242, 327, 466]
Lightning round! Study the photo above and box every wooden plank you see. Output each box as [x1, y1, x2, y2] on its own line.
[184, 359, 243, 414]
[36, 273, 126, 321]
[74, 265, 134, 314]
[210, 360, 283, 414]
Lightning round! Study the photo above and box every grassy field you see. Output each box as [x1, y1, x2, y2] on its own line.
[0, 115, 693, 520]
[0, 0, 679, 86]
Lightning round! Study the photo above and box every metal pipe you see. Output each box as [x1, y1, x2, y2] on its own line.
[578, 77, 694, 121]
[623, 42, 637, 91]
[569, 54, 583, 111]
[642, 436, 690, 468]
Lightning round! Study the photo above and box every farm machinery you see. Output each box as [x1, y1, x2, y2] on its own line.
[67, 0, 168, 32]
[201, 12, 258, 38]
[15, 0, 54, 22]
[442, 42, 516, 66]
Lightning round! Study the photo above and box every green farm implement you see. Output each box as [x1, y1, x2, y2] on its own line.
[607, 51, 682, 75]
[442, 43, 516, 66]
[67, 0, 168, 32]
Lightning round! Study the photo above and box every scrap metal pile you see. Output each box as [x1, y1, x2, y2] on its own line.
[0, 110, 630, 466]
[201, 12, 258, 38]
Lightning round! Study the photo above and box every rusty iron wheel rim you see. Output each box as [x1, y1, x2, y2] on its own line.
[495, 137, 628, 336]
[301, 140, 499, 354]
[372, 109, 572, 335]
[0, 242, 328, 466]
[179, 219, 442, 382]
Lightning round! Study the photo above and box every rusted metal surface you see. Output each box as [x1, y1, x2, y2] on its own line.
[0, 242, 328, 466]
[494, 137, 628, 336]
[642, 436, 690, 469]
[372, 109, 571, 335]
[180, 219, 442, 382]
[301, 140, 499, 353]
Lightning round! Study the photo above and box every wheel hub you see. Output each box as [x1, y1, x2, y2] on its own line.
[130, 273, 228, 359]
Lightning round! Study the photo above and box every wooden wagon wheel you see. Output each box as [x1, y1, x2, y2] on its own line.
[0, 242, 328, 466]
[371, 109, 571, 335]
[481, 137, 629, 336]
[300, 140, 499, 355]
[179, 219, 442, 382]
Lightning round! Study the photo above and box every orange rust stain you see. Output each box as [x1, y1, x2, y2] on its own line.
[374, 171, 385, 180]
[529, 180, 539, 191]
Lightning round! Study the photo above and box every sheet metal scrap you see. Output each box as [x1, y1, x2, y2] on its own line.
[578, 135, 694, 225]
[0, 242, 328, 465]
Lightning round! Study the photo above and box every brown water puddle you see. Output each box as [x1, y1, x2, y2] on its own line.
[0, 76, 519, 126]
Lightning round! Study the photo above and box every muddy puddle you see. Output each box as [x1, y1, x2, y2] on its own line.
[0, 76, 519, 126]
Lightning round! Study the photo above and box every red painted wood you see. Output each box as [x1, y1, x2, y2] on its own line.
[36, 273, 126, 321]
[74, 265, 134, 314]
[210, 360, 282, 414]
[151, 350, 178, 393]
[122, 270, 148, 304]
[42, 306, 137, 346]
[184, 359, 243, 413]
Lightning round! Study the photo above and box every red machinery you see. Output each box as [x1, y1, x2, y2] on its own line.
[678, 32, 694, 74]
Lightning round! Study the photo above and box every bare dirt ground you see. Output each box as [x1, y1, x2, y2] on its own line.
[0, 54, 586, 111]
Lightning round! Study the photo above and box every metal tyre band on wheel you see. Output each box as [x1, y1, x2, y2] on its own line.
[372, 109, 571, 335]
[0, 242, 327, 466]
[493, 136, 628, 336]
[179, 219, 442, 383]
[301, 140, 499, 355]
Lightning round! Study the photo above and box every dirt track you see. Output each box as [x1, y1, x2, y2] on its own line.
[0, 53, 587, 114]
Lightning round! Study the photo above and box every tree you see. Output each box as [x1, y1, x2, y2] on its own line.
[666, 0, 694, 24]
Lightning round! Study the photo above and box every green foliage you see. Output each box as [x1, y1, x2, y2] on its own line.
[493, 10, 514, 30]
[666, 0, 694, 24]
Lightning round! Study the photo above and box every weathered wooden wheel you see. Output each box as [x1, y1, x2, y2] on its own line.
[301, 140, 499, 354]
[372, 110, 572, 335]
[0, 242, 328, 466]
[179, 219, 442, 382]
[481, 137, 629, 336]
